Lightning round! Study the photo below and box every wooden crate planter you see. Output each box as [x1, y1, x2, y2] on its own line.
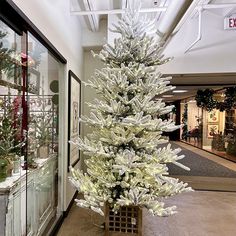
[105, 204, 142, 236]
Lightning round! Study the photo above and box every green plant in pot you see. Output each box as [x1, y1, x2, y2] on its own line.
[0, 95, 25, 182]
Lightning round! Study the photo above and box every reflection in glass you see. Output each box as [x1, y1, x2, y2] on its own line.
[0, 19, 62, 235]
[26, 33, 60, 235]
[0, 20, 26, 235]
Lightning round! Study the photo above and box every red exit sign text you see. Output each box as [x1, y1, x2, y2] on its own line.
[224, 17, 236, 30]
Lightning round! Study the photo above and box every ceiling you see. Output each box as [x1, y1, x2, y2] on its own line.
[70, 0, 233, 31]
[70, 0, 236, 102]
[70, 0, 190, 31]
[161, 73, 236, 101]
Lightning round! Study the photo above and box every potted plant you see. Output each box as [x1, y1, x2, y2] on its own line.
[69, 5, 192, 235]
[0, 94, 25, 181]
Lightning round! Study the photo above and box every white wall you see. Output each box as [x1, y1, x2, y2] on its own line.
[81, 50, 103, 170]
[160, 9, 236, 74]
[82, 19, 107, 48]
[82, 50, 103, 134]
[107, 14, 120, 45]
[12, 0, 83, 211]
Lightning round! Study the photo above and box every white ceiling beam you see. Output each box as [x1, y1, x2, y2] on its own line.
[70, 7, 168, 16]
[173, 0, 203, 34]
[82, 0, 99, 32]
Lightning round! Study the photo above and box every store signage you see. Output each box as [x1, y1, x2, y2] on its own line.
[224, 16, 236, 30]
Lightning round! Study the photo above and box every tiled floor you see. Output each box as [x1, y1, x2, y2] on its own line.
[57, 142, 236, 236]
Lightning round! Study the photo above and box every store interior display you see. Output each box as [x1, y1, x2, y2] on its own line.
[180, 88, 236, 161]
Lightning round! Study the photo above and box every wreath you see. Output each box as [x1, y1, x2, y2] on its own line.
[195, 87, 236, 111]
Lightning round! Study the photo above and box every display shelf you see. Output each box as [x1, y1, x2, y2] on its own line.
[0, 170, 27, 193]
[0, 154, 57, 236]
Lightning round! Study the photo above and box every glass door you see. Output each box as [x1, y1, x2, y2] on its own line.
[0, 19, 27, 236]
[26, 33, 61, 235]
[0, 18, 62, 236]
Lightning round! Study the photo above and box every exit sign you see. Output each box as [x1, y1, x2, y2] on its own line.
[224, 16, 236, 30]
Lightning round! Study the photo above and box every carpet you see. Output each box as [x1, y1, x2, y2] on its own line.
[166, 142, 236, 178]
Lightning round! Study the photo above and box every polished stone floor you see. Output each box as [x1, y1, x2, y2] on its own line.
[57, 191, 236, 236]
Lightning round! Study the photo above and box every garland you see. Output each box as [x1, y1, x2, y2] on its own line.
[195, 87, 236, 111]
[181, 103, 188, 140]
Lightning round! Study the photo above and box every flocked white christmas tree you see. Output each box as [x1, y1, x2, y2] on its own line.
[69, 3, 192, 217]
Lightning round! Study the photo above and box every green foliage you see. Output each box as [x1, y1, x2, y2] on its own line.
[195, 87, 236, 111]
[0, 30, 22, 81]
[0, 95, 24, 158]
[181, 103, 188, 140]
[0, 30, 15, 75]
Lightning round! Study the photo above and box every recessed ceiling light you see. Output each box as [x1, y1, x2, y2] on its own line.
[188, 100, 196, 103]
[172, 90, 188, 93]
[162, 95, 173, 98]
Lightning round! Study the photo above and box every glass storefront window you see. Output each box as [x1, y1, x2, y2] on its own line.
[26, 33, 61, 235]
[0, 20, 26, 235]
[0, 19, 62, 235]
[180, 91, 236, 161]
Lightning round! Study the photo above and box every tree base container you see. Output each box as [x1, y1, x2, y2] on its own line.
[105, 204, 142, 236]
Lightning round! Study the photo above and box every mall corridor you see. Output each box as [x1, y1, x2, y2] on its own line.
[1, 1, 236, 235]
